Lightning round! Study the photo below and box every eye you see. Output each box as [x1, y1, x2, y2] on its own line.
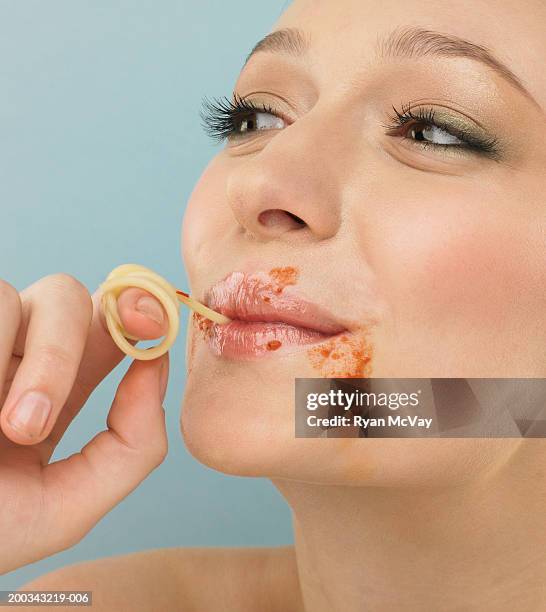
[407, 123, 464, 146]
[383, 104, 500, 159]
[200, 94, 287, 144]
[237, 111, 285, 136]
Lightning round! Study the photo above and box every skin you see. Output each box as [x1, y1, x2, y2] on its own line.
[0, 277, 170, 576]
[8, 0, 546, 610]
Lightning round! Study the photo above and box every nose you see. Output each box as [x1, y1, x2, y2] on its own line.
[226, 108, 343, 243]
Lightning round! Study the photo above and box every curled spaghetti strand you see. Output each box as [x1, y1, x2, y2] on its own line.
[100, 264, 229, 360]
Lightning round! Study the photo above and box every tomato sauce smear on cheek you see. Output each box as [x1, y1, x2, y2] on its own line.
[307, 330, 373, 378]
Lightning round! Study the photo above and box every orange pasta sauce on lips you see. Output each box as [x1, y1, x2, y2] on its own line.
[191, 267, 374, 373]
[195, 268, 351, 359]
[268, 267, 299, 292]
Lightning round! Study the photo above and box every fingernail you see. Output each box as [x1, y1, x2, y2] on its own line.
[7, 390, 51, 438]
[136, 296, 164, 325]
[159, 358, 169, 403]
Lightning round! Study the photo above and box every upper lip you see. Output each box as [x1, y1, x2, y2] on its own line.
[204, 271, 347, 336]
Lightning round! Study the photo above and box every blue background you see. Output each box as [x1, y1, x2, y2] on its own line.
[0, 0, 292, 588]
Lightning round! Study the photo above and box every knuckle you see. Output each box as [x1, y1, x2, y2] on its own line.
[148, 440, 168, 467]
[35, 342, 75, 372]
[44, 273, 92, 318]
[47, 273, 90, 301]
[135, 438, 168, 468]
[0, 279, 21, 312]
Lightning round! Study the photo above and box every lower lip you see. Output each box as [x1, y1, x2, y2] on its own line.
[204, 320, 337, 359]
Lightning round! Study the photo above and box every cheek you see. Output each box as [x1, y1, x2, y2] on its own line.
[181, 156, 228, 277]
[352, 181, 546, 376]
[368, 193, 541, 330]
[404, 220, 514, 324]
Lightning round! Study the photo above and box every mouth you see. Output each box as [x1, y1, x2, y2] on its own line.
[199, 271, 348, 359]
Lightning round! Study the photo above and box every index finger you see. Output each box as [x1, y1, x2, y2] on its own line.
[43, 285, 170, 449]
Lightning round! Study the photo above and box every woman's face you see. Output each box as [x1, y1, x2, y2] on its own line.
[180, 0, 546, 486]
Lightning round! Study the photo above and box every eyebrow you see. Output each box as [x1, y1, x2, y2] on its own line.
[244, 27, 309, 65]
[244, 26, 540, 108]
[378, 27, 537, 104]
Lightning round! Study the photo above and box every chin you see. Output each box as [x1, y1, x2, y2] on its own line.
[180, 351, 298, 477]
[180, 352, 521, 488]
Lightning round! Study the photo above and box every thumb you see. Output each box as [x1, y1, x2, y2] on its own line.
[45, 288, 170, 449]
[43, 352, 169, 548]
[114, 287, 170, 341]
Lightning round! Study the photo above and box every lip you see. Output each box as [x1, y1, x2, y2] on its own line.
[200, 271, 348, 359]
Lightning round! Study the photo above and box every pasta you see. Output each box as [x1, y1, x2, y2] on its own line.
[100, 264, 230, 360]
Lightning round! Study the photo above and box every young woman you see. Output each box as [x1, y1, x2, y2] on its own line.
[2, 0, 545, 609]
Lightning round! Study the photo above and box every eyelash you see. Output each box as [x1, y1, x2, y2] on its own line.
[200, 94, 499, 158]
[383, 102, 499, 157]
[200, 93, 279, 144]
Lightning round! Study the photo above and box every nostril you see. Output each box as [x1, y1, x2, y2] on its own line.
[286, 211, 306, 225]
[258, 209, 307, 231]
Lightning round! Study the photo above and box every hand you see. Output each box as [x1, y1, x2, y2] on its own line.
[0, 273, 170, 575]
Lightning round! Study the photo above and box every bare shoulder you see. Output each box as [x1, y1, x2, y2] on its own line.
[20, 546, 303, 612]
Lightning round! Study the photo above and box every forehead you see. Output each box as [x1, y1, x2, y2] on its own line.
[271, 0, 546, 107]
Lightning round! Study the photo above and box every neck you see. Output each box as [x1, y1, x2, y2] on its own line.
[274, 441, 546, 611]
